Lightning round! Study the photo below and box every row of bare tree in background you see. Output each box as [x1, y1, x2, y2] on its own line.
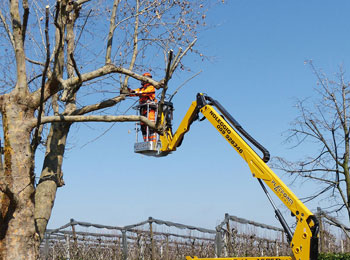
[40, 212, 349, 260]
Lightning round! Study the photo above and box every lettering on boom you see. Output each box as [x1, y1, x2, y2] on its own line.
[209, 110, 243, 154]
[271, 180, 294, 206]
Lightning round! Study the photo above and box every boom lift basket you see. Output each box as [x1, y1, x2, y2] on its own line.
[133, 101, 161, 156]
[133, 100, 174, 157]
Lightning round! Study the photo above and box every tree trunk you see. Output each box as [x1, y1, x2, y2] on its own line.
[0, 95, 38, 260]
[35, 121, 71, 239]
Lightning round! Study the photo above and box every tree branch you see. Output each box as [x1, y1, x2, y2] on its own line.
[59, 64, 162, 102]
[105, 0, 120, 64]
[69, 95, 126, 116]
[21, 0, 29, 44]
[319, 209, 350, 236]
[169, 70, 202, 102]
[52, 0, 65, 79]
[10, 0, 28, 93]
[308, 119, 337, 161]
[0, 9, 15, 49]
[30, 115, 155, 128]
[121, 0, 140, 90]
[74, 0, 92, 6]
[25, 57, 45, 67]
[155, 50, 173, 130]
[335, 184, 350, 214]
[74, 10, 91, 53]
[32, 6, 51, 149]
[69, 53, 82, 84]
[170, 38, 197, 77]
[297, 174, 338, 184]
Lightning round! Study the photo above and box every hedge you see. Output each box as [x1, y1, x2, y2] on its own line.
[319, 253, 350, 260]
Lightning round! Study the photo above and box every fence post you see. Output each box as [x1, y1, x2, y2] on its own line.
[122, 230, 128, 260]
[341, 239, 344, 253]
[70, 218, 78, 255]
[149, 217, 155, 260]
[281, 231, 285, 254]
[137, 233, 145, 260]
[215, 229, 223, 257]
[165, 234, 169, 260]
[65, 234, 70, 260]
[44, 233, 50, 260]
[222, 232, 228, 257]
[191, 239, 195, 257]
[117, 237, 122, 259]
[113, 238, 118, 260]
[225, 213, 231, 256]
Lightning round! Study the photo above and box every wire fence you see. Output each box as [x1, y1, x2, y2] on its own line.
[215, 213, 291, 257]
[40, 212, 349, 260]
[40, 217, 216, 260]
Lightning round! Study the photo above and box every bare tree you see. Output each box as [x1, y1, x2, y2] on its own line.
[0, 0, 213, 259]
[273, 61, 350, 227]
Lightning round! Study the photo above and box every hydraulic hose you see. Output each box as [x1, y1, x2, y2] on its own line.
[199, 94, 270, 163]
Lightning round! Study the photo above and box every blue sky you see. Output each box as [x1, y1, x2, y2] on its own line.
[47, 1, 350, 230]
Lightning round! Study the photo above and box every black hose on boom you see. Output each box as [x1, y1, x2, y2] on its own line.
[201, 94, 270, 163]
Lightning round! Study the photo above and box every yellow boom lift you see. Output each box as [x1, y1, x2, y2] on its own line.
[134, 93, 319, 260]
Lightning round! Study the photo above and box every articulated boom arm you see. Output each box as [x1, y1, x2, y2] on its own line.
[159, 93, 319, 260]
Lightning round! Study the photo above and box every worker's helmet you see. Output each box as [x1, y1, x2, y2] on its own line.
[143, 72, 152, 78]
[141, 72, 152, 86]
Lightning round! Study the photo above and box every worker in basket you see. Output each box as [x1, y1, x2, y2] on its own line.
[128, 72, 157, 142]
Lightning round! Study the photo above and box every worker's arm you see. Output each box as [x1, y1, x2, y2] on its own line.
[127, 87, 137, 97]
[128, 86, 155, 96]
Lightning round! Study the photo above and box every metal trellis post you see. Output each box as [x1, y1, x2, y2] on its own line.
[122, 230, 128, 260]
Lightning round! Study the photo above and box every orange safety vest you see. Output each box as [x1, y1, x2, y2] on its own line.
[130, 83, 157, 121]
[130, 84, 157, 104]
